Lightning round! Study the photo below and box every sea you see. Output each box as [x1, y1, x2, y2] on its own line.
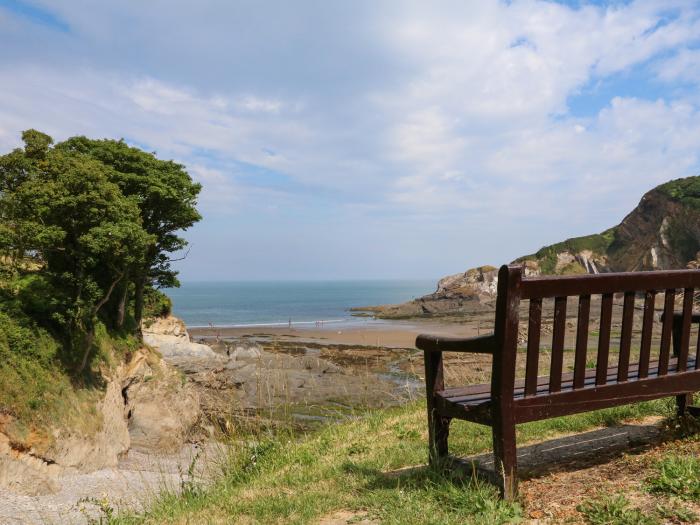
[165, 279, 435, 328]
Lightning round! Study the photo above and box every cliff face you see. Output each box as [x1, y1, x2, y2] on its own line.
[0, 320, 201, 496]
[364, 176, 700, 318]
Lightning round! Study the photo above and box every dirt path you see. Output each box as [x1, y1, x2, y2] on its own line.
[0, 443, 225, 524]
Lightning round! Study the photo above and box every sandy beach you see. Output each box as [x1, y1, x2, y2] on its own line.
[188, 318, 486, 349]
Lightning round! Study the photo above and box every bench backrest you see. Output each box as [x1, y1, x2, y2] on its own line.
[493, 265, 700, 402]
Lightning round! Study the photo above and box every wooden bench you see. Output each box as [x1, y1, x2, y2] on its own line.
[417, 264, 700, 499]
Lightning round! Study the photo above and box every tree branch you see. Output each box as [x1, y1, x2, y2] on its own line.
[92, 270, 124, 317]
[165, 245, 191, 263]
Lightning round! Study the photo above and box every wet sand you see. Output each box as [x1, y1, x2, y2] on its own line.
[188, 319, 484, 349]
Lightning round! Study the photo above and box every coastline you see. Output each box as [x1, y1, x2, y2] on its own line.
[188, 317, 484, 349]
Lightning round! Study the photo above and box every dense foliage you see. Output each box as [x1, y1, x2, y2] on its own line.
[0, 130, 201, 373]
[658, 176, 700, 210]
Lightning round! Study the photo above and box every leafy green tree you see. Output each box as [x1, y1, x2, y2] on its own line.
[56, 137, 201, 329]
[16, 148, 152, 370]
[0, 130, 201, 370]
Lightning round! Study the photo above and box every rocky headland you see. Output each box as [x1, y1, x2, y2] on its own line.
[358, 176, 700, 319]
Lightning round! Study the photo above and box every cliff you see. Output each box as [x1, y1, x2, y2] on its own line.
[362, 176, 700, 318]
[0, 317, 201, 496]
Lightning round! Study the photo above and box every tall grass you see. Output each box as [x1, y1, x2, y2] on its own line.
[112, 398, 672, 524]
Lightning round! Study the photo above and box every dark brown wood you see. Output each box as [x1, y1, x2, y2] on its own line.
[416, 334, 496, 354]
[416, 267, 700, 501]
[573, 295, 590, 389]
[617, 292, 635, 382]
[423, 349, 450, 464]
[521, 269, 700, 300]
[697, 319, 700, 371]
[678, 288, 694, 372]
[525, 299, 542, 397]
[549, 297, 567, 393]
[596, 293, 613, 386]
[490, 265, 521, 500]
[638, 291, 656, 379]
[659, 289, 675, 376]
[515, 368, 700, 423]
[442, 356, 694, 405]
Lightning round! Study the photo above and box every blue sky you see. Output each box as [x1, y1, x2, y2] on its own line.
[1, 1, 700, 281]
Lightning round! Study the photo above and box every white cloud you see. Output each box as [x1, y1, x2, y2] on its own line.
[2, 0, 700, 278]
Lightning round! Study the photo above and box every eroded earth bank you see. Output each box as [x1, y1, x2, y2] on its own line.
[0, 315, 433, 524]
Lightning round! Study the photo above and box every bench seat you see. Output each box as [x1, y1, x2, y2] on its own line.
[437, 357, 698, 426]
[439, 356, 697, 409]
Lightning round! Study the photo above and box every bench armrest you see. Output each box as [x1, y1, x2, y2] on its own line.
[416, 333, 496, 354]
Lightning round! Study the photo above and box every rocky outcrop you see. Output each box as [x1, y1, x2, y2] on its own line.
[354, 266, 499, 318]
[44, 374, 130, 472]
[606, 186, 700, 271]
[363, 176, 700, 319]
[124, 358, 200, 453]
[143, 316, 220, 360]
[0, 320, 203, 495]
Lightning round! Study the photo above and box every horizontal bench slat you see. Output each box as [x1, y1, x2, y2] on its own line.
[521, 269, 700, 299]
[515, 368, 700, 423]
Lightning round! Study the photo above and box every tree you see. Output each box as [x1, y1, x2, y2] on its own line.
[56, 137, 201, 329]
[0, 130, 201, 371]
[16, 149, 152, 370]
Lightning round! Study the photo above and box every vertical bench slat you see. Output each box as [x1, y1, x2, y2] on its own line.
[617, 291, 635, 382]
[696, 308, 700, 370]
[573, 295, 590, 389]
[659, 289, 675, 376]
[596, 293, 613, 386]
[678, 287, 694, 372]
[638, 291, 656, 379]
[524, 299, 542, 397]
[549, 296, 567, 393]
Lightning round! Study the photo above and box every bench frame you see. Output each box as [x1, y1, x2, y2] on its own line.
[417, 265, 700, 500]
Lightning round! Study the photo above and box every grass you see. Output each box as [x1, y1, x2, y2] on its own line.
[647, 454, 700, 501]
[655, 502, 699, 524]
[577, 494, 659, 525]
[110, 398, 673, 524]
[0, 300, 143, 453]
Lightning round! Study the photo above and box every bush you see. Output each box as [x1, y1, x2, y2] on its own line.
[143, 286, 172, 319]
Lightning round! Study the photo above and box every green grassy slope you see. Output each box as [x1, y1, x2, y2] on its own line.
[112, 399, 673, 525]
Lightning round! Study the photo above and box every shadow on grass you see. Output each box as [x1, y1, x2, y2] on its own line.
[345, 418, 679, 494]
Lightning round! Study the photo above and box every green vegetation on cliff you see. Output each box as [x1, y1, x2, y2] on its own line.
[516, 228, 616, 274]
[0, 130, 200, 444]
[517, 175, 700, 275]
[658, 176, 700, 210]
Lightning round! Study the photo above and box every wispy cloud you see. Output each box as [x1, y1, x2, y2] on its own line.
[1, 0, 699, 279]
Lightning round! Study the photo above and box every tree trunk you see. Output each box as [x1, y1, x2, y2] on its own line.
[134, 276, 145, 339]
[76, 271, 123, 375]
[77, 324, 96, 375]
[116, 270, 130, 329]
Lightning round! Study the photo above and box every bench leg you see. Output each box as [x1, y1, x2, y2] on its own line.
[493, 422, 518, 500]
[428, 410, 451, 465]
[424, 350, 450, 465]
[677, 393, 693, 417]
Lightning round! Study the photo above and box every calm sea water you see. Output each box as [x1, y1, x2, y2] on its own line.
[166, 280, 435, 327]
